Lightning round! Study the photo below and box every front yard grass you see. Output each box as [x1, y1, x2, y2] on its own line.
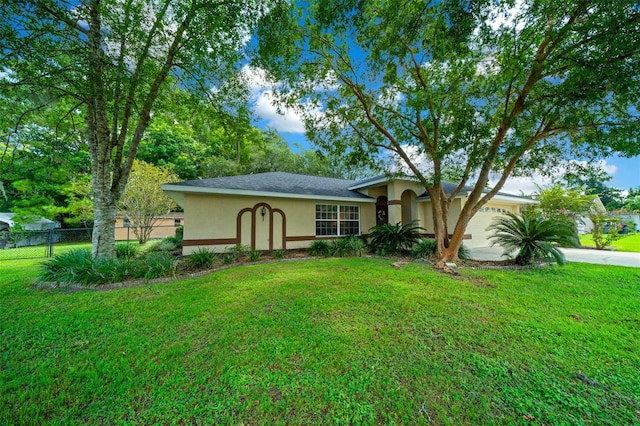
[580, 232, 640, 252]
[1, 258, 639, 424]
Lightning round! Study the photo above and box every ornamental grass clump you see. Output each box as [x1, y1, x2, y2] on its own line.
[186, 248, 217, 269]
[40, 248, 176, 286]
[308, 240, 332, 257]
[487, 212, 578, 266]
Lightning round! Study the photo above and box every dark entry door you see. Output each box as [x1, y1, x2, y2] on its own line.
[376, 196, 388, 226]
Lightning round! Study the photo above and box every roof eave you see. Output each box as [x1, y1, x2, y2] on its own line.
[161, 184, 375, 203]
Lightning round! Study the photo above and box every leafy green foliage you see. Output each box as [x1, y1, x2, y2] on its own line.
[457, 244, 472, 260]
[115, 243, 139, 260]
[145, 237, 180, 253]
[186, 248, 217, 269]
[330, 236, 365, 257]
[308, 240, 332, 257]
[589, 211, 623, 250]
[39, 248, 175, 285]
[367, 221, 423, 255]
[174, 226, 184, 241]
[39, 249, 93, 284]
[272, 249, 287, 259]
[411, 239, 438, 258]
[488, 212, 578, 266]
[248, 250, 262, 262]
[118, 161, 179, 244]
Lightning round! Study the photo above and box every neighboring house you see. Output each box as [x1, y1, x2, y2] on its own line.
[0, 212, 60, 231]
[161, 172, 538, 255]
[115, 212, 184, 241]
[613, 212, 639, 233]
[577, 196, 606, 234]
[0, 212, 60, 248]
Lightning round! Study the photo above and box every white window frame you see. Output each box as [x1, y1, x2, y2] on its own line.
[315, 204, 360, 237]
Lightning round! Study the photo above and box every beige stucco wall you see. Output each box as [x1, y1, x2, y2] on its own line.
[464, 199, 519, 248]
[418, 198, 524, 248]
[114, 216, 182, 241]
[182, 193, 376, 254]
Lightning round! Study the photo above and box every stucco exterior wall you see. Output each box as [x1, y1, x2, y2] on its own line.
[182, 193, 376, 254]
[114, 216, 182, 241]
[463, 199, 519, 248]
[417, 198, 522, 248]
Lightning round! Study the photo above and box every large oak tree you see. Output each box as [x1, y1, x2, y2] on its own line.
[257, 0, 640, 262]
[0, 0, 272, 258]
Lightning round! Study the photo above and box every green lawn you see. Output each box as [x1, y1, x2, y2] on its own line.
[1, 258, 639, 424]
[580, 233, 640, 252]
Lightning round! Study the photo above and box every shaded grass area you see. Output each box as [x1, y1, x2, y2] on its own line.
[580, 233, 640, 252]
[1, 258, 639, 424]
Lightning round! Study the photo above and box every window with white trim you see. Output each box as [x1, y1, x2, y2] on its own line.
[315, 204, 360, 236]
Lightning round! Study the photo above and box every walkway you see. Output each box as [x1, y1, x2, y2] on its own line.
[470, 246, 640, 268]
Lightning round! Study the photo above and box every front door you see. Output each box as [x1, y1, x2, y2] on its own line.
[376, 196, 388, 226]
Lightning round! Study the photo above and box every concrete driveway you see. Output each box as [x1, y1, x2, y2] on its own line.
[470, 246, 640, 268]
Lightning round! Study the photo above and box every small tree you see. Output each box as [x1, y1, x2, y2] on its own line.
[589, 211, 622, 250]
[118, 161, 178, 244]
[531, 184, 595, 244]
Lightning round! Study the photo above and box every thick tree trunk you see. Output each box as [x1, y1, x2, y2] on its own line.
[92, 191, 117, 259]
[430, 188, 452, 262]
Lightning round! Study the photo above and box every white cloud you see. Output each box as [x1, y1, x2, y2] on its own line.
[241, 65, 315, 134]
[253, 90, 308, 133]
[489, 159, 619, 196]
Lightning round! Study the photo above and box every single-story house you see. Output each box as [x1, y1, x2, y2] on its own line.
[115, 212, 184, 241]
[577, 196, 606, 234]
[0, 212, 60, 231]
[0, 212, 61, 248]
[161, 172, 538, 255]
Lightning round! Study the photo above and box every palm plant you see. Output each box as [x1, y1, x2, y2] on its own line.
[367, 221, 423, 255]
[487, 212, 578, 265]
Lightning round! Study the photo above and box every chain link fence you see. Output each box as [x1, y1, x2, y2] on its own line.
[0, 225, 180, 261]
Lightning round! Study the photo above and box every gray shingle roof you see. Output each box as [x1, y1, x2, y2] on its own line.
[163, 172, 373, 199]
[164, 172, 535, 202]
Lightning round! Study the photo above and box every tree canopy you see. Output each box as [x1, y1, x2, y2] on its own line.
[0, 0, 274, 258]
[257, 0, 640, 261]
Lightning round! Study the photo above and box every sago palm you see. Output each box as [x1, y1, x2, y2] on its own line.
[367, 221, 423, 255]
[487, 212, 578, 265]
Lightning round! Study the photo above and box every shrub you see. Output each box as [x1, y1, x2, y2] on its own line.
[248, 250, 262, 262]
[40, 247, 178, 285]
[411, 239, 437, 258]
[174, 226, 184, 241]
[308, 240, 332, 257]
[84, 257, 126, 284]
[143, 252, 175, 279]
[40, 249, 93, 284]
[272, 249, 287, 259]
[487, 211, 578, 265]
[186, 248, 217, 269]
[115, 243, 139, 259]
[222, 244, 250, 264]
[331, 236, 365, 257]
[457, 243, 472, 260]
[145, 237, 179, 252]
[367, 221, 423, 255]
[590, 211, 623, 250]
